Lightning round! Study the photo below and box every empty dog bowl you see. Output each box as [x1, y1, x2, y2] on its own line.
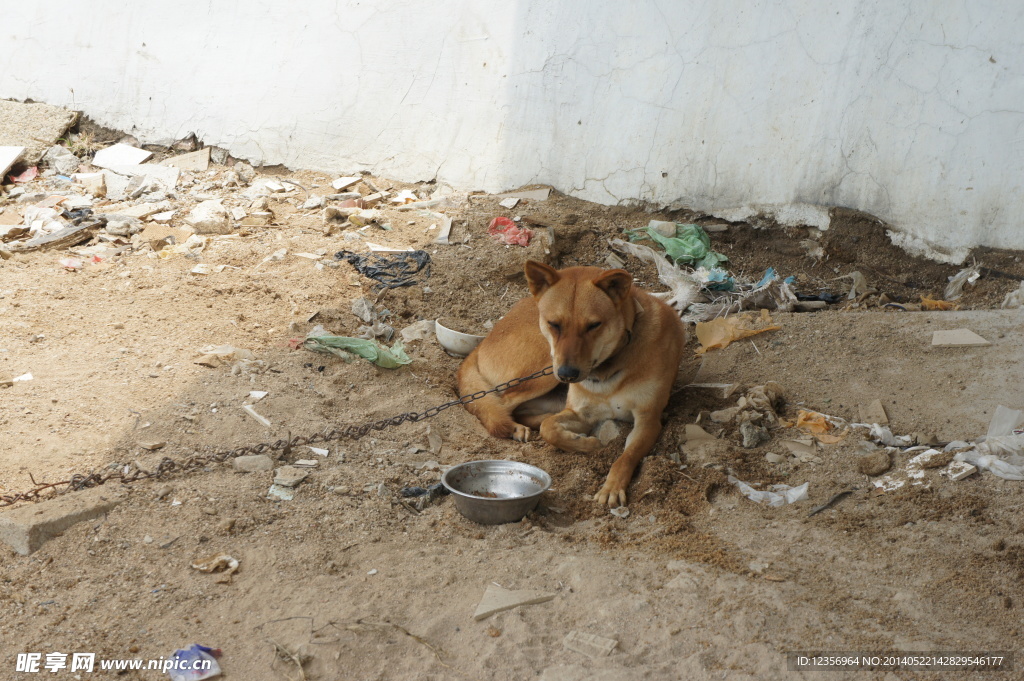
[435, 319, 485, 357]
[441, 460, 551, 525]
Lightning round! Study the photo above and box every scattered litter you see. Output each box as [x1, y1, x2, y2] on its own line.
[921, 296, 958, 311]
[866, 424, 912, 447]
[1001, 280, 1024, 309]
[13, 372, 33, 383]
[931, 329, 991, 347]
[400, 319, 436, 343]
[608, 238, 698, 314]
[9, 166, 38, 183]
[292, 459, 319, 468]
[498, 197, 520, 209]
[308, 447, 330, 457]
[729, 476, 808, 507]
[435, 319, 485, 357]
[488, 216, 533, 246]
[609, 506, 629, 518]
[626, 221, 727, 269]
[838, 271, 873, 299]
[807, 489, 855, 517]
[399, 483, 448, 501]
[332, 176, 361, 190]
[694, 311, 780, 354]
[190, 264, 211, 275]
[304, 327, 411, 368]
[59, 257, 84, 270]
[267, 485, 294, 501]
[190, 553, 239, 584]
[92, 143, 152, 169]
[335, 249, 431, 289]
[945, 265, 981, 300]
[473, 583, 555, 621]
[248, 390, 268, 402]
[274, 466, 311, 487]
[166, 644, 222, 681]
[953, 405, 1024, 480]
[858, 399, 889, 425]
[0, 146, 24, 178]
[563, 631, 618, 659]
[161, 147, 211, 172]
[138, 441, 166, 451]
[194, 345, 255, 368]
[240, 404, 272, 428]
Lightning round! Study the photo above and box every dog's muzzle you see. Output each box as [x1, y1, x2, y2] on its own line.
[556, 365, 582, 383]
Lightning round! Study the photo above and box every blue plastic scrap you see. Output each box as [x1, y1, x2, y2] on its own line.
[167, 644, 222, 681]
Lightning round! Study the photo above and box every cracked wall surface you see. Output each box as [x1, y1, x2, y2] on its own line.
[2, 0, 1022, 257]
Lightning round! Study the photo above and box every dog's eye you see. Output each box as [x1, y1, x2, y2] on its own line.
[586, 321, 602, 332]
[548, 321, 561, 335]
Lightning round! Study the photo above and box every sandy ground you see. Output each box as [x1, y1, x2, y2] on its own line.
[1, 153, 1023, 680]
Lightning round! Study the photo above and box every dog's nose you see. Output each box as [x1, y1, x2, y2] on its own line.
[556, 365, 581, 383]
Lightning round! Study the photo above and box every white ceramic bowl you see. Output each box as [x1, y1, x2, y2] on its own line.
[435, 319, 485, 357]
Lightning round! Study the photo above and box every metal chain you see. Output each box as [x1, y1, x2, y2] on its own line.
[0, 366, 555, 508]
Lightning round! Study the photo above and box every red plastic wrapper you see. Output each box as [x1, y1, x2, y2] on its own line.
[487, 216, 533, 246]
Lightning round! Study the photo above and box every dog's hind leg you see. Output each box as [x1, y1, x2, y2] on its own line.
[457, 353, 558, 441]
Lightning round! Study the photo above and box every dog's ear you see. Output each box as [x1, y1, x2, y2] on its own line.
[593, 269, 632, 303]
[524, 260, 560, 296]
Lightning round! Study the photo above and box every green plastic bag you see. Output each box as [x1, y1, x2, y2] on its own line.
[303, 335, 412, 369]
[627, 222, 727, 270]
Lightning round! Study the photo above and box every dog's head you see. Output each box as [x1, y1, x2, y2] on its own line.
[524, 260, 634, 383]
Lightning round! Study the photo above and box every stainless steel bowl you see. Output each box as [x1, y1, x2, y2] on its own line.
[441, 460, 552, 525]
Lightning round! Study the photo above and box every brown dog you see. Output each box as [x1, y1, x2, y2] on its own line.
[457, 260, 686, 506]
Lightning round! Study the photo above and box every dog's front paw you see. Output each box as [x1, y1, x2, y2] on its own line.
[511, 424, 532, 442]
[594, 476, 628, 507]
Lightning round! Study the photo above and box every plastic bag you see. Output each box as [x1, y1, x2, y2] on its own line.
[694, 311, 780, 354]
[944, 266, 980, 301]
[488, 217, 533, 246]
[627, 222, 726, 270]
[728, 476, 808, 507]
[303, 331, 411, 368]
[167, 644, 222, 681]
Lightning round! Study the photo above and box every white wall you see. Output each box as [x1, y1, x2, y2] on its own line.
[3, 1, 1023, 261]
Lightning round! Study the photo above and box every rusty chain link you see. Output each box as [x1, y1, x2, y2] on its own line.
[0, 366, 555, 508]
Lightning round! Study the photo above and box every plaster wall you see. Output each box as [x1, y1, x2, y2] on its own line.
[3, 1, 1022, 261]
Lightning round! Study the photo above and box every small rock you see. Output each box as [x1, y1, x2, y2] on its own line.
[235, 162, 256, 184]
[187, 199, 231, 234]
[218, 518, 236, 533]
[43, 145, 81, 175]
[105, 215, 143, 237]
[274, 466, 310, 488]
[857, 449, 891, 476]
[739, 420, 769, 448]
[301, 195, 326, 210]
[765, 452, 785, 464]
[232, 454, 274, 472]
[143, 535, 154, 544]
[202, 507, 218, 516]
[155, 485, 174, 500]
[610, 507, 629, 518]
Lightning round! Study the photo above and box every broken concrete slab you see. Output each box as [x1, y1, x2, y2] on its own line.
[859, 399, 889, 425]
[0, 487, 123, 555]
[233, 455, 274, 472]
[161, 147, 210, 171]
[472, 583, 555, 621]
[96, 200, 172, 220]
[274, 466, 309, 488]
[104, 164, 180, 192]
[563, 630, 618, 658]
[0, 146, 25, 178]
[92, 143, 152, 169]
[932, 328, 992, 347]
[0, 101, 78, 165]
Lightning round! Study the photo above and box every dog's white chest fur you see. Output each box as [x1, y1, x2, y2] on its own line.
[570, 371, 649, 423]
